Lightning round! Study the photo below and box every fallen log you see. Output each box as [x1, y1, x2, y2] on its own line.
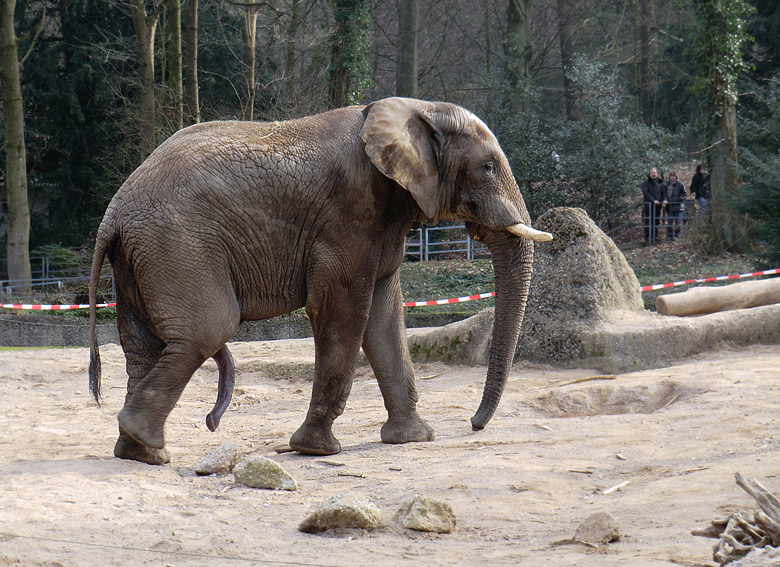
[656, 278, 780, 317]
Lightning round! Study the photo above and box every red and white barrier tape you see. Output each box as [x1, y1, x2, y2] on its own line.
[403, 291, 495, 307]
[2, 268, 778, 310]
[1, 302, 116, 311]
[638, 268, 779, 292]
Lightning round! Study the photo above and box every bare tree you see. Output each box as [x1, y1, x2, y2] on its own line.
[184, 0, 200, 125]
[231, 1, 264, 120]
[396, 0, 418, 98]
[130, 0, 166, 156]
[503, 0, 532, 111]
[0, 0, 32, 287]
[285, 0, 301, 104]
[167, 0, 184, 131]
[638, 0, 652, 123]
[556, 0, 576, 120]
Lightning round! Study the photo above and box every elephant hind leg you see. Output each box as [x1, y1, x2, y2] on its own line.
[118, 344, 208, 449]
[206, 345, 235, 432]
[114, 299, 171, 465]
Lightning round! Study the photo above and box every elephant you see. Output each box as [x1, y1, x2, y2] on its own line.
[87, 96, 552, 465]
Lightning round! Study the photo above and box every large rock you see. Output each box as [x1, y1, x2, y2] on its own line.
[393, 494, 456, 534]
[233, 456, 298, 491]
[518, 207, 643, 364]
[574, 511, 622, 545]
[299, 494, 386, 534]
[409, 207, 642, 368]
[194, 440, 243, 475]
[408, 207, 780, 373]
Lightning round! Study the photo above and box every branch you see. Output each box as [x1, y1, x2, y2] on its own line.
[19, 4, 46, 66]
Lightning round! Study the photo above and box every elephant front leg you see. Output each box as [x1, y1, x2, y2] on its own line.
[289, 286, 372, 456]
[362, 272, 434, 445]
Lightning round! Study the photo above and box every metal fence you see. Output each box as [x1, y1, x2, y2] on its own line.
[0, 275, 115, 305]
[404, 224, 490, 261]
[599, 200, 699, 245]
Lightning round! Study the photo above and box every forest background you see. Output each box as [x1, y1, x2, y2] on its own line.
[1, 0, 779, 285]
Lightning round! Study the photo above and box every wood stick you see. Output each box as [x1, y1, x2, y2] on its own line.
[552, 375, 617, 388]
[735, 473, 780, 525]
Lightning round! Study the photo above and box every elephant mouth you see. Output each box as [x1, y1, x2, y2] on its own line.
[506, 222, 553, 242]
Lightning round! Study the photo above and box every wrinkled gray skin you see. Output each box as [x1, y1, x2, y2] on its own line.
[88, 97, 539, 465]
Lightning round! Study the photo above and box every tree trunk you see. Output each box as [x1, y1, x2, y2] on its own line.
[285, 0, 301, 105]
[656, 278, 780, 317]
[130, 0, 163, 157]
[0, 0, 32, 288]
[328, 0, 371, 108]
[396, 0, 418, 98]
[639, 0, 652, 123]
[710, 93, 749, 251]
[184, 0, 200, 125]
[556, 0, 577, 120]
[167, 0, 183, 131]
[503, 0, 532, 112]
[241, 5, 261, 121]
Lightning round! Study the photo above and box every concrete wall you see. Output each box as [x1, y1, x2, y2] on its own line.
[0, 311, 471, 348]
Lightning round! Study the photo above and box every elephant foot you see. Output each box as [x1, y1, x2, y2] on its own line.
[381, 413, 435, 445]
[114, 432, 171, 465]
[289, 421, 341, 455]
[118, 406, 165, 450]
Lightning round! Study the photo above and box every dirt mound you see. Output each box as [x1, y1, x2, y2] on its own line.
[533, 381, 704, 417]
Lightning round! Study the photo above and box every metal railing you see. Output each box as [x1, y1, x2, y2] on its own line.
[0, 256, 52, 281]
[404, 224, 490, 261]
[0, 275, 115, 305]
[599, 200, 699, 245]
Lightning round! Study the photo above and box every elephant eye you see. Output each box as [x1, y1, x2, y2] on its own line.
[483, 161, 496, 177]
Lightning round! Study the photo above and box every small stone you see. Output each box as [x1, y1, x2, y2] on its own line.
[233, 456, 297, 491]
[299, 494, 386, 533]
[393, 494, 456, 534]
[194, 441, 243, 475]
[574, 511, 622, 545]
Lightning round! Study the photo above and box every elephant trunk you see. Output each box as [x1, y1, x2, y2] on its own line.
[470, 229, 534, 430]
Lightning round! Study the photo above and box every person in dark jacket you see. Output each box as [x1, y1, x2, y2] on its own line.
[664, 171, 686, 240]
[690, 164, 708, 219]
[641, 167, 665, 243]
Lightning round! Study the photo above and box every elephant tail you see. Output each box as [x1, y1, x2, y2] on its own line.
[89, 219, 115, 405]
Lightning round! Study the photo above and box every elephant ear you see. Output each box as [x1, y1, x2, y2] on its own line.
[361, 97, 442, 220]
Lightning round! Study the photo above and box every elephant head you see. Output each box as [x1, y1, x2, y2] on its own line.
[361, 97, 552, 430]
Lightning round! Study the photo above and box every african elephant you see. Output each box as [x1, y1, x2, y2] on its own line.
[87, 96, 552, 465]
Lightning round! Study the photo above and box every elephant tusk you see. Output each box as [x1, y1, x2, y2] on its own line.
[506, 223, 553, 242]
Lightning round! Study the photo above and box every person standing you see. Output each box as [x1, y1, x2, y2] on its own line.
[641, 168, 665, 243]
[664, 171, 686, 240]
[690, 164, 708, 218]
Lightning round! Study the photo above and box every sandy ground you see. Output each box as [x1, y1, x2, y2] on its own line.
[1, 337, 779, 567]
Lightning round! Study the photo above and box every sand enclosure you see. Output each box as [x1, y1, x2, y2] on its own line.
[1, 339, 779, 566]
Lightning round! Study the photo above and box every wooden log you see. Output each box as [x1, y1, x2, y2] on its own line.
[656, 278, 780, 317]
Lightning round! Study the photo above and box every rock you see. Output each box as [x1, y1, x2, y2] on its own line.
[393, 494, 456, 534]
[233, 456, 297, 491]
[408, 207, 643, 368]
[730, 546, 780, 566]
[299, 494, 386, 533]
[518, 207, 642, 365]
[574, 511, 622, 545]
[194, 440, 243, 475]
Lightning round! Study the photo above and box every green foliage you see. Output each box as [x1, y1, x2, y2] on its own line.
[400, 260, 495, 313]
[689, 0, 756, 120]
[736, 149, 780, 266]
[496, 59, 684, 222]
[328, 0, 372, 106]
